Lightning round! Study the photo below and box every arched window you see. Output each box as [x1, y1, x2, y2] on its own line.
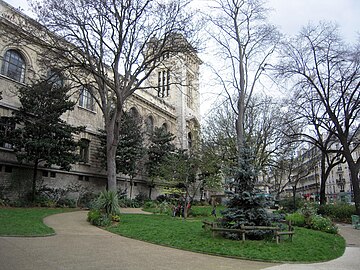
[188, 132, 192, 149]
[145, 116, 154, 133]
[79, 86, 94, 111]
[162, 123, 168, 133]
[129, 107, 139, 118]
[1, 49, 26, 82]
[79, 138, 90, 163]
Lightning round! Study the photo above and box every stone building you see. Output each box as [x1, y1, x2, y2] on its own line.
[0, 0, 201, 200]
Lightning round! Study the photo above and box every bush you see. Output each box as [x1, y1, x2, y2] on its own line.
[286, 212, 305, 227]
[310, 215, 338, 234]
[87, 209, 112, 227]
[79, 192, 99, 209]
[279, 197, 304, 212]
[300, 203, 317, 227]
[95, 190, 120, 215]
[57, 198, 77, 208]
[318, 203, 356, 223]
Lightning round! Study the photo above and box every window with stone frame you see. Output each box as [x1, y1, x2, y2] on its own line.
[79, 138, 90, 163]
[187, 132, 192, 149]
[0, 117, 15, 149]
[157, 69, 170, 98]
[1, 49, 26, 82]
[79, 86, 94, 111]
[145, 116, 154, 134]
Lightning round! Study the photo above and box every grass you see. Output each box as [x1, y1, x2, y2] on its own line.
[0, 207, 73, 236]
[107, 214, 346, 262]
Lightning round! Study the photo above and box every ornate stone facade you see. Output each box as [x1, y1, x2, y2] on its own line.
[0, 0, 201, 200]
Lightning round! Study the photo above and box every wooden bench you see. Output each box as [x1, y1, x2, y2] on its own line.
[203, 220, 295, 244]
[202, 220, 216, 230]
[274, 220, 294, 244]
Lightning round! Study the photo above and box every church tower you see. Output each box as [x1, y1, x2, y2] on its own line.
[147, 48, 202, 149]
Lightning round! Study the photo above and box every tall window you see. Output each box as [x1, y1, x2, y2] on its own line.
[0, 117, 15, 149]
[188, 132, 192, 149]
[79, 139, 90, 163]
[79, 87, 94, 111]
[162, 123, 168, 133]
[157, 69, 170, 98]
[145, 116, 154, 134]
[1, 49, 26, 82]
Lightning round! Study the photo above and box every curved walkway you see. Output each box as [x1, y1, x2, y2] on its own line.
[1, 209, 359, 270]
[265, 223, 360, 270]
[0, 210, 277, 270]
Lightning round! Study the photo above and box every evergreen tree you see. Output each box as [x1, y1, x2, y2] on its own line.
[220, 145, 272, 240]
[12, 80, 84, 201]
[97, 112, 144, 198]
[145, 126, 175, 199]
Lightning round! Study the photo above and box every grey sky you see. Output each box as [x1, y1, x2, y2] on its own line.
[4, 0, 360, 115]
[5, 0, 360, 43]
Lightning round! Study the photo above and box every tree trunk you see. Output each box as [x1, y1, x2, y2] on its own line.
[106, 135, 117, 191]
[348, 163, 360, 215]
[319, 153, 327, 205]
[129, 177, 133, 200]
[31, 158, 39, 202]
[292, 185, 297, 211]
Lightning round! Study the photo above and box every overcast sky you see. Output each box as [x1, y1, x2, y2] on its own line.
[4, 0, 360, 115]
[5, 0, 360, 42]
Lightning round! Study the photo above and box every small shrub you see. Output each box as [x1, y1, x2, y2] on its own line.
[111, 214, 120, 222]
[279, 197, 304, 212]
[311, 215, 338, 234]
[79, 192, 99, 209]
[57, 198, 77, 208]
[286, 212, 305, 227]
[143, 201, 158, 209]
[300, 203, 317, 227]
[318, 203, 356, 223]
[87, 209, 112, 227]
[95, 190, 120, 215]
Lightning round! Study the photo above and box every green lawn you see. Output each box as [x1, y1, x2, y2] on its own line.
[0, 207, 73, 236]
[107, 214, 346, 262]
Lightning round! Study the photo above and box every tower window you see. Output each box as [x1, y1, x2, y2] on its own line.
[188, 132, 192, 149]
[157, 69, 170, 97]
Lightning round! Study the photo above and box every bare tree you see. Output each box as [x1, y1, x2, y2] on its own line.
[206, 0, 281, 163]
[276, 22, 360, 214]
[6, 0, 198, 191]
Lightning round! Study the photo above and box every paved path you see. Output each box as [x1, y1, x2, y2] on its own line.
[1, 209, 359, 270]
[264, 223, 360, 270]
[0, 210, 277, 270]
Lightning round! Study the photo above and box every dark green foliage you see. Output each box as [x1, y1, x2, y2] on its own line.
[10, 80, 84, 201]
[87, 209, 112, 227]
[220, 146, 272, 239]
[286, 212, 306, 227]
[97, 111, 144, 176]
[279, 196, 304, 212]
[318, 203, 356, 223]
[146, 126, 176, 178]
[145, 127, 175, 197]
[94, 190, 120, 216]
[286, 205, 338, 234]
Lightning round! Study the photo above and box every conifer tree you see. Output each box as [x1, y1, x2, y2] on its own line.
[220, 145, 271, 240]
[145, 127, 175, 199]
[12, 80, 84, 201]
